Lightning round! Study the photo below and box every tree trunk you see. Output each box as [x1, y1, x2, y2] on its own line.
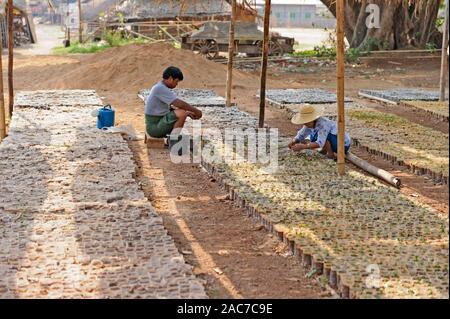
[321, 0, 442, 50]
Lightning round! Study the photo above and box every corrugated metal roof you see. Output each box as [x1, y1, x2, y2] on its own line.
[255, 0, 322, 6]
[115, 0, 231, 20]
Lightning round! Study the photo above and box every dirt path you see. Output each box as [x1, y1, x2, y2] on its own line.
[15, 25, 65, 56]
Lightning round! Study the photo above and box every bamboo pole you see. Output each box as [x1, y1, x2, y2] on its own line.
[226, 0, 237, 107]
[78, 0, 82, 43]
[439, 0, 449, 102]
[336, 0, 345, 175]
[127, 29, 158, 42]
[0, 32, 6, 141]
[259, 0, 271, 128]
[8, 0, 13, 118]
[346, 153, 401, 188]
[157, 24, 180, 44]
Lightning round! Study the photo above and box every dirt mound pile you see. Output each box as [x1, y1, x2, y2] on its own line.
[27, 43, 257, 92]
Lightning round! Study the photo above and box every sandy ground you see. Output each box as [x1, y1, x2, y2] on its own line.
[1, 26, 448, 298]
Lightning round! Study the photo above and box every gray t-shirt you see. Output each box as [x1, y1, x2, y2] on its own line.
[144, 81, 177, 116]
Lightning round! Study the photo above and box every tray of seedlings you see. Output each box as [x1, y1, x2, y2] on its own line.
[138, 88, 231, 107]
[0, 90, 207, 299]
[358, 88, 447, 105]
[14, 90, 102, 110]
[196, 105, 449, 299]
[286, 103, 365, 121]
[399, 100, 449, 123]
[347, 108, 449, 184]
[260, 89, 353, 109]
[264, 99, 448, 184]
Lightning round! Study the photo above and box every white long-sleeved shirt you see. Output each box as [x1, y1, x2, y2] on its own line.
[294, 117, 351, 148]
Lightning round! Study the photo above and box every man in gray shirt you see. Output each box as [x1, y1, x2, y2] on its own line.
[145, 66, 202, 138]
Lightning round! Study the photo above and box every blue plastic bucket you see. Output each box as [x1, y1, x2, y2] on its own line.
[97, 105, 115, 129]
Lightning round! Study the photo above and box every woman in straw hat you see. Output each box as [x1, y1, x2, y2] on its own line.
[288, 104, 351, 159]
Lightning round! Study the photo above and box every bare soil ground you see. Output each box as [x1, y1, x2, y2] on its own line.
[3, 42, 448, 298]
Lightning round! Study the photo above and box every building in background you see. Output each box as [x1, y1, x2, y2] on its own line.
[255, 0, 335, 29]
[58, 0, 79, 30]
[28, 0, 47, 17]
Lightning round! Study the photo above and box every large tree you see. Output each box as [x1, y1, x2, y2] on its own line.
[320, 0, 443, 50]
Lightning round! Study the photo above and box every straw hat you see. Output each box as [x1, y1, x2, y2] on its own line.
[291, 104, 324, 125]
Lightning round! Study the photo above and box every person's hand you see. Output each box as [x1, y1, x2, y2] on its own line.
[186, 111, 196, 119]
[291, 143, 305, 152]
[195, 110, 203, 119]
[188, 110, 202, 120]
[186, 111, 200, 120]
[288, 140, 296, 149]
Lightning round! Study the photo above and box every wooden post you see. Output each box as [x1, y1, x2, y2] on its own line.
[78, 0, 82, 43]
[336, 0, 346, 175]
[0, 32, 6, 141]
[439, 0, 449, 102]
[226, 0, 237, 107]
[8, 0, 13, 118]
[259, 0, 271, 128]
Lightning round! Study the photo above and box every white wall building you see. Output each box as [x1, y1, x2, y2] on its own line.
[255, 0, 335, 29]
[59, 0, 79, 30]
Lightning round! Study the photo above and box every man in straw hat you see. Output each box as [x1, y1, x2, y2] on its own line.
[288, 104, 351, 159]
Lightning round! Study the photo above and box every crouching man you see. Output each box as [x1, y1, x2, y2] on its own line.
[145, 66, 202, 139]
[288, 104, 351, 159]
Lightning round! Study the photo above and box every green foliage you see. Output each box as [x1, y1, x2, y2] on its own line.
[360, 37, 389, 52]
[314, 45, 337, 58]
[290, 46, 361, 63]
[53, 28, 155, 55]
[348, 109, 409, 126]
[345, 48, 361, 62]
[52, 11, 147, 55]
[290, 29, 360, 62]
[52, 41, 111, 54]
[425, 42, 438, 53]
[291, 29, 338, 58]
[117, 12, 125, 25]
[290, 45, 336, 59]
[290, 49, 317, 58]
[436, 16, 445, 28]
[103, 30, 125, 46]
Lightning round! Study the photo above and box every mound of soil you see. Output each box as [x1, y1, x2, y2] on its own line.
[17, 43, 258, 92]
